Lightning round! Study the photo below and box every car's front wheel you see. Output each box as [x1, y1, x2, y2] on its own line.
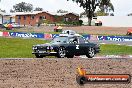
[35, 54, 44, 58]
[86, 47, 95, 58]
[66, 55, 74, 58]
[57, 47, 66, 58]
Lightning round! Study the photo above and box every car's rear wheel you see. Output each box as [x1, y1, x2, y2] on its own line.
[35, 54, 44, 58]
[57, 47, 66, 58]
[86, 47, 95, 58]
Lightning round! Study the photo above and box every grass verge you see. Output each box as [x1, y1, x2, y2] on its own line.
[0, 37, 132, 58]
[0, 37, 49, 58]
[100, 44, 132, 55]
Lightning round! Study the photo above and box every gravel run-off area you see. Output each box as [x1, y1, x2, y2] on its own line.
[9, 26, 130, 35]
[0, 58, 131, 88]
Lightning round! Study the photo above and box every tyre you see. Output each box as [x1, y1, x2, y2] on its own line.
[66, 55, 74, 58]
[86, 47, 95, 58]
[76, 76, 86, 85]
[35, 54, 43, 58]
[57, 47, 66, 58]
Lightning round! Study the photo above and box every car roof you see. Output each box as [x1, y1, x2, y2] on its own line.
[59, 33, 81, 37]
[62, 30, 76, 34]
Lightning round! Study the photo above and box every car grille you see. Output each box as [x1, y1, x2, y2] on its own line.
[37, 47, 46, 51]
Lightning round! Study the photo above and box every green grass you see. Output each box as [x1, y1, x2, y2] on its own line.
[0, 37, 49, 58]
[100, 44, 132, 55]
[0, 37, 132, 58]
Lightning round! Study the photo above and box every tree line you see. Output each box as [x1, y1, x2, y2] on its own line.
[67, 0, 114, 26]
[0, 0, 114, 26]
[10, 2, 43, 13]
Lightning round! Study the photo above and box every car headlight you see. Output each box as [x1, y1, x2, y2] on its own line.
[47, 46, 50, 50]
[32, 46, 37, 50]
[47, 46, 53, 50]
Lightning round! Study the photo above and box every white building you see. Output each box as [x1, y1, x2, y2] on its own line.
[80, 15, 132, 27]
[0, 12, 11, 24]
[97, 16, 132, 27]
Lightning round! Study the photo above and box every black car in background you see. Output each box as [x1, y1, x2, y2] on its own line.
[32, 34, 100, 58]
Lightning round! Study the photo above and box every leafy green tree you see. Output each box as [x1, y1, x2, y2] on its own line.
[57, 9, 68, 13]
[99, 0, 114, 13]
[34, 7, 43, 11]
[13, 2, 33, 12]
[0, 9, 6, 12]
[95, 10, 108, 16]
[67, 0, 114, 26]
[10, 9, 15, 13]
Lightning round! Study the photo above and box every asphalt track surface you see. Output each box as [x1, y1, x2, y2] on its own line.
[89, 40, 132, 46]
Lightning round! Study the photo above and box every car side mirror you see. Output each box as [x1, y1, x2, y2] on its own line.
[73, 41, 78, 44]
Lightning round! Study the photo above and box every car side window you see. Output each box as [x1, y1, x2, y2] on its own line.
[78, 37, 85, 44]
[69, 37, 78, 44]
[73, 38, 78, 44]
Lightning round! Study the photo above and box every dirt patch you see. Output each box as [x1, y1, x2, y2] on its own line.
[63, 26, 129, 35]
[2, 26, 129, 35]
[0, 58, 131, 88]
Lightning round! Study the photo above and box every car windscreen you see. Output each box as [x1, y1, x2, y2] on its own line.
[51, 37, 68, 44]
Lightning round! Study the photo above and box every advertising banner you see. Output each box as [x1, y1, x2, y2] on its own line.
[0, 31, 3, 36]
[1, 31, 131, 42]
[82, 34, 90, 40]
[3, 32, 9, 37]
[44, 34, 52, 39]
[97, 36, 132, 41]
[52, 34, 59, 39]
[9, 32, 44, 38]
[90, 35, 98, 40]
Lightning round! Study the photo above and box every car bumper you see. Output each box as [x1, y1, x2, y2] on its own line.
[95, 48, 100, 53]
[32, 51, 57, 55]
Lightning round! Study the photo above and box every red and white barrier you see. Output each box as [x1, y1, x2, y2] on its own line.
[0, 31, 3, 36]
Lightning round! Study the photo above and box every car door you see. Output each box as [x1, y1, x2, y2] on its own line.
[77, 37, 88, 55]
[66, 37, 80, 55]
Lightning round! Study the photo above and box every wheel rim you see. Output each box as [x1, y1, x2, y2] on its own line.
[59, 47, 66, 58]
[89, 48, 94, 57]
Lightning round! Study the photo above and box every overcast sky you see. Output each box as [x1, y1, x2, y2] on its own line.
[0, 0, 132, 16]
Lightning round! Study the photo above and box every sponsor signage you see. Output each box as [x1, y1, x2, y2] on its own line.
[52, 34, 59, 38]
[90, 35, 98, 40]
[98, 36, 132, 41]
[76, 68, 131, 85]
[9, 32, 44, 38]
[85, 74, 130, 83]
[0, 31, 3, 36]
[44, 34, 52, 39]
[0, 31, 132, 42]
[82, 34, 90, 40]
[3, 32, 9, 37]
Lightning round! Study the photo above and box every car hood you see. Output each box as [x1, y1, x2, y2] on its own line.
[34, 43, 60, 47]
[34, 43, 52, 47]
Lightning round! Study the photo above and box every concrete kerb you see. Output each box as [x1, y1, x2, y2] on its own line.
[79, 55, 132, 59]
